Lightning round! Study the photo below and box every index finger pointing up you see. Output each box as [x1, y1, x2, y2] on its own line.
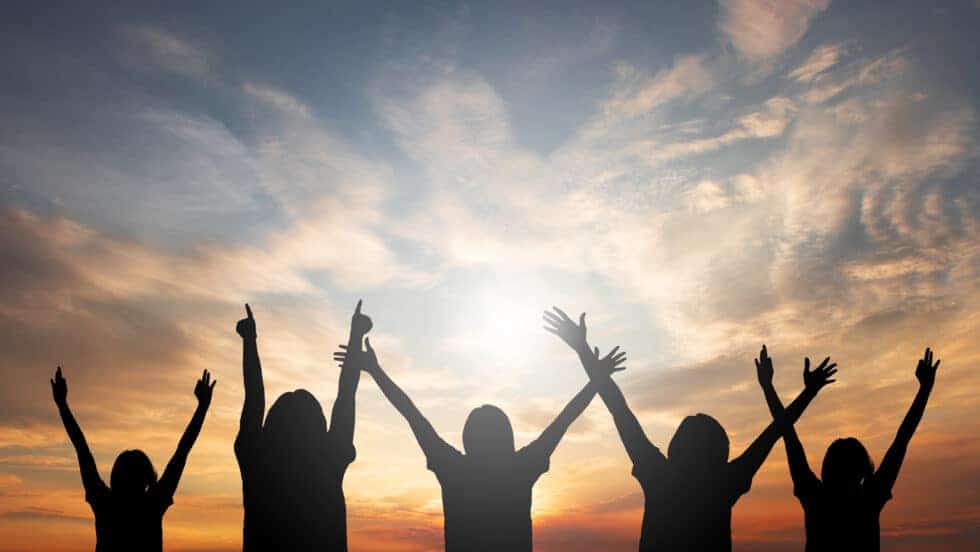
[245, 303, 254, 319]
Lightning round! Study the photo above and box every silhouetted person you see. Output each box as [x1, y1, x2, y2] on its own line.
[235, 302, 370, 552]
[51, 366, 215, 552]
[543, 307, 836, 552]
[761, 346, 940, 552]
[334, 330, 626, 552]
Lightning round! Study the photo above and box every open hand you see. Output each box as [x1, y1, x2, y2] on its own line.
[334, 337, 381, 375]
[755, 345, 773, 386]
[915, 347, 940, 388]
[351, 299, 373, 338]
[543, 306, 587, 351]
[195, 370, 217, 407]
[803, 356, 837, 392]
[50, 366, 67, 406]
[236, 304, 257, 340]
[591, 346, 627, 377]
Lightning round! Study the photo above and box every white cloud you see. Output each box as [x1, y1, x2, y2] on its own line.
[718, 0, 831, 60]
[119, 25, 213, 79]
[788, 42, 846, 81]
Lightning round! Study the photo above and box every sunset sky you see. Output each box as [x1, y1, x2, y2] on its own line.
[1, 1, 979, 550]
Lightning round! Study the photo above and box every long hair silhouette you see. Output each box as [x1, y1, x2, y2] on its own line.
[545, 309, 834, 552]
[51, 366, 215, 552]
[335, 324, 625, 552]
[234, 302, 369, 552]
[762, 347, 940, 552]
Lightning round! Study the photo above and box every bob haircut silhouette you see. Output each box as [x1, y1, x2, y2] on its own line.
[821, 437, 874, 488]
[462, 404, 515, 457]
[263, 390, 328, 455]
[110, 449, 157, 495]
[668, 413, 730, 469]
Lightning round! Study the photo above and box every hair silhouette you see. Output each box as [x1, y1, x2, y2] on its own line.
[110, 450, 157, 497]
[51, 366, 215, 552]
[335, 325, 625, 552]
[235, 302, 369, 552]
[544, 308, 832, 552]
[762, 346, 939, 552]
[668, 414, 729, 471]
[463, 404, 515, 457]
[821, 437, 874, 488]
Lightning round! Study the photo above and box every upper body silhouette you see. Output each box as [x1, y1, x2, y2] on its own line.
[51, 366, 215, 552]
[543, 308, 835, 552]
[234, 302, 370, 552]
[335, 330, 625, 552]
[762, 346, 940, 552]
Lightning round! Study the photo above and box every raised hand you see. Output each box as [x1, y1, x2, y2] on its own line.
[236, 304, 257, 340]
[755, 345, 773, 386]
[51, 366, 68, 406]
[543, 306, 587, 351]
[592, 346, 627, 377]
[194, 369, 217, 407]
[803, 356, 838, 392]
[351, 299, 373, 338]
[915, 347, 940, 388]
[334, 337, 381, 375]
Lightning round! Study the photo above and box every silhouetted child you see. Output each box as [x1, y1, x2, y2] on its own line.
[335, 327, 626, 552]
[761, 346, 940, 552]
[234, 302, 370, 552]
[544, 308, 836, 551]
[51, 366, 215, 552]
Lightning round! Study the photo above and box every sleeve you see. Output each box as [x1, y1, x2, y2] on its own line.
[327, 429, 357, 469]
[630, 443, 667, 484]
[153, 485, 175, 515]
[516, 443, 552, 483]
[425, 439, 463, 476]
[84, 478, 111, 511]
[867, 474, 893, 511]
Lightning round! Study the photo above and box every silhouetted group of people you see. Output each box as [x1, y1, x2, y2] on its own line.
[52, 301, 940, 551]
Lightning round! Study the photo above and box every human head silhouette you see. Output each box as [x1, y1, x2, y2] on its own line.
[668, 413, 730, 472]
[462, 404, 515, 459]
[821, 437, 874, 489]
[110, 449, 157, 496]
[264, 389, 328, 453]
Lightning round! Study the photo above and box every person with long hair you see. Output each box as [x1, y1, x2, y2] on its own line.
[51, 366, 215, 552]
[334, 320, 626, 551]
[234, 301, 371, 552]
[544, 307, 837, 551]
[760, 346, 940, 551]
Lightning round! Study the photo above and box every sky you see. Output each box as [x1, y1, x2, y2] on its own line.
[1, 0, 979, 550]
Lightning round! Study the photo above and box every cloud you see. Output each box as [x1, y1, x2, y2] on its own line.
[119, 25, 214, 80]
[602, 55, 717, 120]
[718, 0, 831, 60]
[788, 43, 846, 82]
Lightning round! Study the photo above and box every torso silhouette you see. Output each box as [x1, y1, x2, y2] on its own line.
[795, 474, 891, 552]
[426, 443, 549, 552]
[633, 457, 752, 552]
[235, 428, 355, 552]
[86, 482, 173, 552]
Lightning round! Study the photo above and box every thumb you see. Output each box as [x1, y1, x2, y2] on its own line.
[355, 299, 362, 315]
[365, 337, 374, 352]
[804, 357, 811, 374]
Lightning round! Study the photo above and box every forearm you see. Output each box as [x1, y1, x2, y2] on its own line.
[535, 383, 596, 455]
[897, 384, 932, 442]
[178, 403, 208, 454]
[241, 338, 264, 423]
[57, 402, 100, 486]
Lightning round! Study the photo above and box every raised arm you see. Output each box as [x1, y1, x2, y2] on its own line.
[335, 338, 456, 458]
[51, 367, 106, 496]
[733, 349, 837, 479]
[236, 304, 263, 440]
[525, 346, 627, 459]
[756, 346, 825, 492]
[543, 307, 663, 468]
[876, 348, 939, 492]
[328, 300, 372, 444]
[158, 370, 216, 497]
